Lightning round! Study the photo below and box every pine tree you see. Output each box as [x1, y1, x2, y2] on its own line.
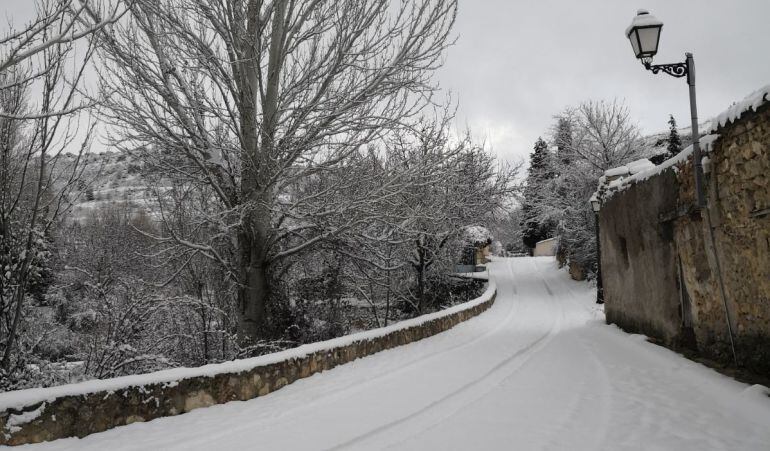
[529, 137, 550, 174]
[667, 115, 682, 157]
[554, 117, 573, 166]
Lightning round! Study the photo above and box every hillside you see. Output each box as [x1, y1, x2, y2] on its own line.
[56, 151, 159, 221]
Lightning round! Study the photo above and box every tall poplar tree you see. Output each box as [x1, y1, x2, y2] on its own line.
[521, 137, 554, 252]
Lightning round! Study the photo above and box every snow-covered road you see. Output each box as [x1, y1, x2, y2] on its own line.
[25, 257, 770, 450]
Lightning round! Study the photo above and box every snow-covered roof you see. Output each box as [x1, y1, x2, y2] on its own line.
[709, 84, 770, 132]
[603, 158, 655, 180]
[627, 158, 656, 175]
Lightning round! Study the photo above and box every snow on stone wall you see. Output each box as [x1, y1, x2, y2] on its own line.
[0, 282, 497, 446]
[710, 84, 770, 132]
[597, 134, 720, 202]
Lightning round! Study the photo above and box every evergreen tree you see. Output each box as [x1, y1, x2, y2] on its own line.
[554, 117, 573, 166]
[521, 137, 554, 252]
[529, 137, 550, 174]
[667, 114, 682, 157]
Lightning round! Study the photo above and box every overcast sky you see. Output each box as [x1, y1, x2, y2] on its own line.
[438, 0, 770, 163]
[4, 1, 770, 163]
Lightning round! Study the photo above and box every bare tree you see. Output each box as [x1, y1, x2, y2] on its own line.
[95, 0, 459, 343]
[0, 0, 127, 107]
[0, 0, 113, 370]
[333, 119, 518, 316]
[393, 129, 516, 313]
[564, 99, 644, 172]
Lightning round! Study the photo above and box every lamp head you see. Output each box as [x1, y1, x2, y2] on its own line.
[626, 9, 663, 60]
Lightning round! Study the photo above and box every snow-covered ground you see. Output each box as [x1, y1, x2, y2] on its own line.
[22, 257, 770, 450]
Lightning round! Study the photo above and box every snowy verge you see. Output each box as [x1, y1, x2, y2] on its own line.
[0, 282, 496, 413]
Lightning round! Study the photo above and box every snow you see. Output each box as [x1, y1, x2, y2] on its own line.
[453, 271, 490, 280]
[604, 166, 629, 178]
[0, 281, 497, 412]
[462, 225, 492, 245]
[625, 10, 663, 36]
[17, 258, 770, 451]
[710, 84, 770, 132]
[4, 403, 46, 435]
[626, 158, 655, 175]
[603, 158, 655, 180]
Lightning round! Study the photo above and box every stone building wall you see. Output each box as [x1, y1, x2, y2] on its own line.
[678, 103, 770, 371]
[0, 286, 496, 446]
[598, 100, 770, 375]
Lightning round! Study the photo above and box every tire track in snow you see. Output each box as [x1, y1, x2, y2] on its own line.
[525, 259, 614, 450]
[537, 258, 614, 448]
[535, 263, 615, 449]
[541, 280, 554, 296]
[328, 258, 565, 451]
[575, 331, 614, 450]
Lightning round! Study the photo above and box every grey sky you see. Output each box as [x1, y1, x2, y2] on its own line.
[438, 0, 770, 163]
[4, 1, 769, 163]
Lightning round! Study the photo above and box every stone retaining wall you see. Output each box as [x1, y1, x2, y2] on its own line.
[599, 100, 769, 375]
[0, 285, 496, 446]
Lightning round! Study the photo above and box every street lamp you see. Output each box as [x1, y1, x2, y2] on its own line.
[626, 9, 706, 208]
[589, 196, 604, 304]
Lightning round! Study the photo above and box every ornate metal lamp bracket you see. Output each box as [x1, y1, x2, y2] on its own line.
[642, 59, 688, 78]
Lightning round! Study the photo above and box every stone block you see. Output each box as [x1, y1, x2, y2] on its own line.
[183, 390, 215, 412]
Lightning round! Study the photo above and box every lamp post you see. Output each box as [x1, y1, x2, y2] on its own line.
[626, 9, 706, 208]
[590, 196, 604, 304]
[626, 11, 739, 366]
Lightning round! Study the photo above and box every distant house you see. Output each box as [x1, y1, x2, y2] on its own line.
[533, 238, 557, 257]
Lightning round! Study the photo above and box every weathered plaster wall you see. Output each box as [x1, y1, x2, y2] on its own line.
[599, 102, 770, 375]
[0, 288, 496, 446]
[600, 169, 683, 343]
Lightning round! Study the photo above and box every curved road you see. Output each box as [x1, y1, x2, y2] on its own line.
[29, 258, 770, 450]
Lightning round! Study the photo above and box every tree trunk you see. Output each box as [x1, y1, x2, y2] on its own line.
[233, 0, 286, 344]
[416, 241, 426, 314]
[197, 282, 209, 363]
[237, 228, 270, 343]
